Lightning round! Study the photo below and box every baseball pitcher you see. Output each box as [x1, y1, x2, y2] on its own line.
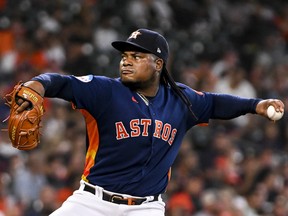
[4, 29, 285, 216]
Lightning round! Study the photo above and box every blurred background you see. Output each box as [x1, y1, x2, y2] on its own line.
[0, 0, 288, 215]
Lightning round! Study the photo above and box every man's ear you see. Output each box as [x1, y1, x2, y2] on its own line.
[155, 58, 164, 71]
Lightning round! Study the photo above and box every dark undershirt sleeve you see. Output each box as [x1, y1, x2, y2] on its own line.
[210, 93, 262, 119]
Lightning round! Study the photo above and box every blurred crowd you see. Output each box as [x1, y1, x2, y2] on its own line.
[0, 0, 288, 215]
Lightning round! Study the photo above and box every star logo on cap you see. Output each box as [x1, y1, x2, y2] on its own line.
[129, 30, 142, 39]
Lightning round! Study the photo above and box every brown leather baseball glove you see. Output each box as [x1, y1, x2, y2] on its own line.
[4, 83, 44, 150]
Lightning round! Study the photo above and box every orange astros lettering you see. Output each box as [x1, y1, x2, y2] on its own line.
[115, 119, 177, 145]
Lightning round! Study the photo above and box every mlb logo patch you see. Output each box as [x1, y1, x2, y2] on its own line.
[75, 75, 93, 82]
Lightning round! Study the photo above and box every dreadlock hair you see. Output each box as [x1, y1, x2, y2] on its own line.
[161, 67, 198, 121]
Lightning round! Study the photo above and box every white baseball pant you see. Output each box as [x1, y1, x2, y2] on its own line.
[49, 181, 165, 216]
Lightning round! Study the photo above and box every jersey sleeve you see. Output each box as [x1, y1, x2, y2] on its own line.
[32, 73, 74, 101]
[180, 84, 261, 124]
[69, 75, 113, 112]
[183, 88, 214, 124]
[32, 73, 113, 113]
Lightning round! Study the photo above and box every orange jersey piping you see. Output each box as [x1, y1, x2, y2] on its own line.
[80, 109, 100, 182]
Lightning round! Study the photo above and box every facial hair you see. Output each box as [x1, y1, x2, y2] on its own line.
[121, 74, 157, 92]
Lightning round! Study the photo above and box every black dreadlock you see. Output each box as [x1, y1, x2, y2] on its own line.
[161, 68, 198, 121]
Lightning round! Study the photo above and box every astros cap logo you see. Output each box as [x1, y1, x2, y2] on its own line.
[129, 30, 142, 39]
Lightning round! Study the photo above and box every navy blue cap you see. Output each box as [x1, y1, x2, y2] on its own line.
[112, 29, 169, 64]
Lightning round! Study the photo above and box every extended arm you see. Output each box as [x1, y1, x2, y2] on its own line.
[210, 93, 284, 120]
[15, 73, 74, 113]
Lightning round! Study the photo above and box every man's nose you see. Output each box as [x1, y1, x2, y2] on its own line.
[122, 58, 132, 66]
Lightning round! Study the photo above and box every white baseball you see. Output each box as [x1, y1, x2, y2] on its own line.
[266, 105, 284, 121]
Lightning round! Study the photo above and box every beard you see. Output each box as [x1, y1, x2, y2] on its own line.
[119, 60, 163, 95]
[121, 79, 149, 91]
[120, 72, 158, 92]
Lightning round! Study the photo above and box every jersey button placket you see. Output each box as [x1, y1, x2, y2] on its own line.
[149, 102, 156, 116]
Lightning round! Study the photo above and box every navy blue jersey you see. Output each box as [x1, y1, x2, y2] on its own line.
[33, 73, 260, 196]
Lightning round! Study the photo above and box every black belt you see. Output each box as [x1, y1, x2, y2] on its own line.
[83, 184, 159, 205]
